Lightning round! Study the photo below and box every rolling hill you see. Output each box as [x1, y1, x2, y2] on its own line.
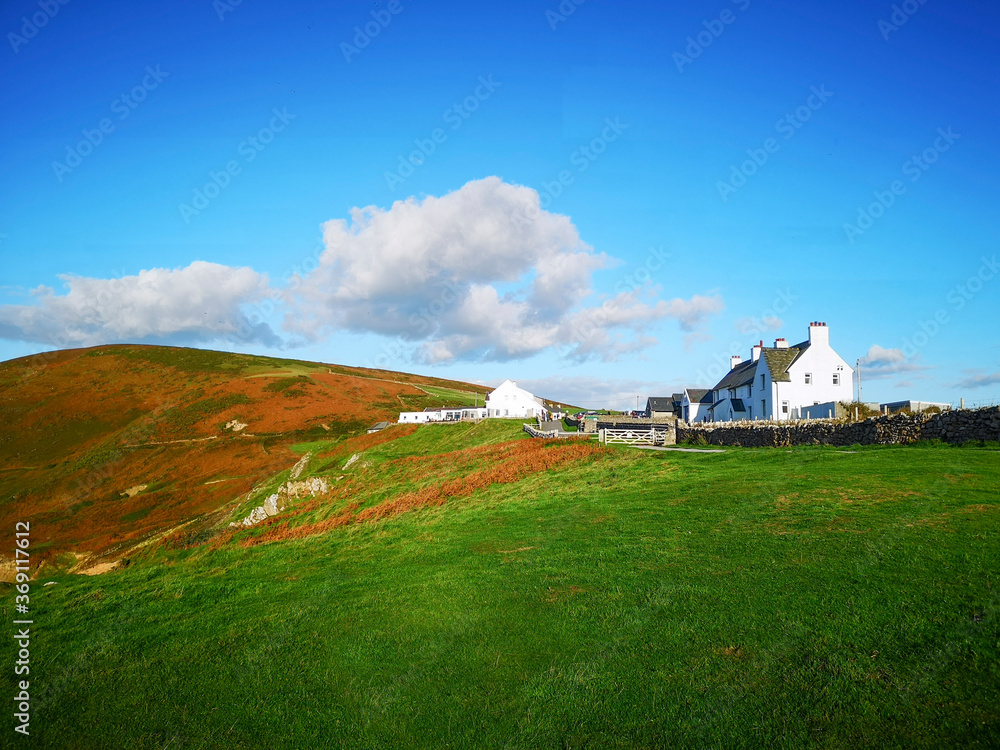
[0, 344, 494, 573]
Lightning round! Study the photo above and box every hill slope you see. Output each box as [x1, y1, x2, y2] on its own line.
[0, 344, 492, 570]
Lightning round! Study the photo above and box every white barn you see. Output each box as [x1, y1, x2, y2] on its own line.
[707, 322, 854, 422]
[485, 380, 549, 419]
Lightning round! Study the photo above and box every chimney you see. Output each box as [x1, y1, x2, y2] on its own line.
[808, 321, 829, 346]
[730, 354, 742, 370]
[774, 337, 789, 349]
[751, 340, 763, 362]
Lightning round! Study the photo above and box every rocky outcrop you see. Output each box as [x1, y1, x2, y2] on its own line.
[232, 476, 331, 527]
[676, 406, 1000, 447]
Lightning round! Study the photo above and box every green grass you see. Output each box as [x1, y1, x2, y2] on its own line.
[414, 384, 488, 406]
[6, 442, 999, 749]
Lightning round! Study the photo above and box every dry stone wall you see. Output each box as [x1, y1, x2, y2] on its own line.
[676, 406, 1000, 447]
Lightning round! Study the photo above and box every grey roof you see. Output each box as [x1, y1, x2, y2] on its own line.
[646, 397, 676, 412]
[368, 421, 391, 430]
[685, 388, 712, 404]
[671, 392, 684, 403]
[712, 358, 759, 391]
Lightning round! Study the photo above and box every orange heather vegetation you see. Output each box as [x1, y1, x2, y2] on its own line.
[0, 344, 490, 568]
[242, 439, 605, 546]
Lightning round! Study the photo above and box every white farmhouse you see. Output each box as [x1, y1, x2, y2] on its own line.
[706, 322, 854, 422]
[486, 380, 549, 419]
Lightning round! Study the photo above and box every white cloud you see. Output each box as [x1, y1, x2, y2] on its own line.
[0, 261, 278, 348]
[956, 371, 1000, 389]
[861, 345, 907, 365]
[0, 178, 725, 362]
[859, 344, 932, 380]
[284, 177, 722, 362]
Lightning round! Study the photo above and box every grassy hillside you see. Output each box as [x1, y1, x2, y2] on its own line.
[5, 420, 999, 748]
[0, 344, 492, 571]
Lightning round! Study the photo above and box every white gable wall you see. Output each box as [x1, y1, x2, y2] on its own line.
[486, 380, 546, 418]
[682, 391, 712, 422]
[771, 324, 854, 420]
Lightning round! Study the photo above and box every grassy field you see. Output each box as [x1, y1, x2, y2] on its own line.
[7, 424, 999, 749]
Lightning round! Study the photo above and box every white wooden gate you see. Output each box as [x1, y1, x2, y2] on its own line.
[600, 427, 670, 446]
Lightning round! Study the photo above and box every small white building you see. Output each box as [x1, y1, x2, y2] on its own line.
[707, 322, 855, 422]
[681, 388, 713, 423]
[485, 380, 549, 419]
[398, 406, 487, 424]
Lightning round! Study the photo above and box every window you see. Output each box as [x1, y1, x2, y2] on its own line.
[729, 389, 736, 400]
[781, 401, 789, 414]
[805, 372, 812, 385]
[833, 373, 840, 386]
[761, 399, 766, 416]
[760, 375, 765, 388]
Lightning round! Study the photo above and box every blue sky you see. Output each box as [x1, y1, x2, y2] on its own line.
[1, 0, 998, 408]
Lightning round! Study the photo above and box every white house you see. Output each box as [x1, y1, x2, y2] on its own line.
[706, 322, 854, 422]
[681, 388, 713, 423]
[398, 406, 487, 424]
[485, 380, 549, 419]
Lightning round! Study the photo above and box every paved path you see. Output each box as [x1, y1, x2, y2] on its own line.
[634, 446, 726, 453]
